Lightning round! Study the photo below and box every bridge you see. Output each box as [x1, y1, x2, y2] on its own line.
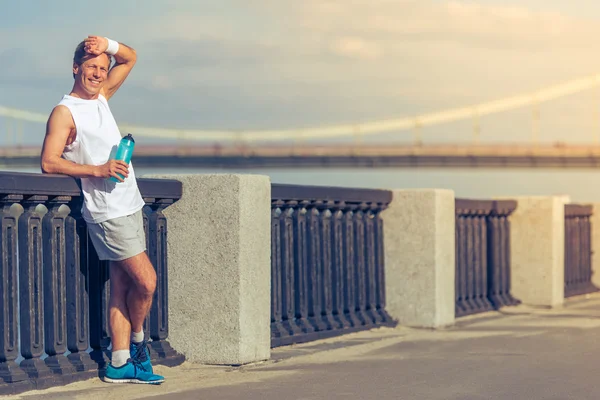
[3, 72, 600, 169]
[3, 143, 600, 169]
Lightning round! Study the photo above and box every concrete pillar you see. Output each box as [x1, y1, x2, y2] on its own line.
[381, 189, 455, 328]
[502, 196, 567, 308]
[590, 203, 600, 289]
[145, 174, 271, 365]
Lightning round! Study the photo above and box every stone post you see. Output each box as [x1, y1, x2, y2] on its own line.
[146, 174, 271, 365]
[381, 189, 456, 328]
[500, 196, 567, 308]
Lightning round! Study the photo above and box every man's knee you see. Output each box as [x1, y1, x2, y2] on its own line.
[137, 268, 156, 298]
[138, 254, 157, 297]
[110, 263, 132, 297]
[114, 252, 157, 298]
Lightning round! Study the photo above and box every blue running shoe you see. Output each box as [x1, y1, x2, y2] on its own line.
[103, 358, 164, 384]
[130, 339, 153, 373]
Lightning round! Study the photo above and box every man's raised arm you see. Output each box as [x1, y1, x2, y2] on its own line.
[84, 35, 137, 100]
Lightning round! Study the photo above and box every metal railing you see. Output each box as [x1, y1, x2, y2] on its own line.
[455, 199, 520, 317]
[0, 172, 184, 395]
[564, 204, 597, 298]
[270, 184, 395, 347]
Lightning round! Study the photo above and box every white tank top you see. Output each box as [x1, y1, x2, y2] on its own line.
[57, 94, 145, 224]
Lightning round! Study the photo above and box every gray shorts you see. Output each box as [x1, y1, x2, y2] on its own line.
[87, 210, 147, 261]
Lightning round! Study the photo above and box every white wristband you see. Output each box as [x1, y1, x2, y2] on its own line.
[105, 37, 120, 55]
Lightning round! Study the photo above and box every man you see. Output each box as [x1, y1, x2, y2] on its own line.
[40, 35, 164, 385]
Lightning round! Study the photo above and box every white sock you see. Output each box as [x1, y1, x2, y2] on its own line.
[131, 329, 144, 344]
[111, 350, 130, 367]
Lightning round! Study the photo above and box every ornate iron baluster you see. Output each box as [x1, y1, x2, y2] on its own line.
[471, 213, 483, 310]
[145, 199, 185, 366]
[352, 204, 370, 327]
[293, 201, 314, 335]
[572, 216, 581, 289]
[564, 209, 576, 296]
[487, 201, 520, 308]
[455, 212, 466, 316]
[319, 202, 338, 330]
[363, 204, 381, 324]
[0, 195, 27, 384]
[42, 196, 74, 376]
[480, 213, 494, 311]
[306, 204, 327, 332]
[583, 214, 593, 288]
[280, 203, 303, 337]
[64, 200, 97, 375]
[19, 196, 54, 382]
[270, 203, 287, 344]
[343, 207, 361, 327]
[487, 214, 502, 307]
[88, 242, 110, 368]
[578, 216, 586, 287]
[498, 214, 512, 304]
[473, 212, 493, 311]
[142, 207, 152, 340]
[373, 203, 393, 324]
[464, 212, 478, 313]
[331, 203, 351, 329]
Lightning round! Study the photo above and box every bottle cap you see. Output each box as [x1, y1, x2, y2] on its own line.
[124, 133, 135, 143]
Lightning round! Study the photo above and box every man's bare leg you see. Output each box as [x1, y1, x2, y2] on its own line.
[108, 252, 156, 370]
[109, 263, 133, 352]
[104, 251, 163, 384]
[113, 252, 157, 337]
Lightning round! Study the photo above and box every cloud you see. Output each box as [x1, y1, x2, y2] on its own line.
[151, 75, 173, 90]
[289, 0, 597, 51]
[330, 37, 382, 60]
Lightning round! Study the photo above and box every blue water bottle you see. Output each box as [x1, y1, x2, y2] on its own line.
[109, 133, 135, 182]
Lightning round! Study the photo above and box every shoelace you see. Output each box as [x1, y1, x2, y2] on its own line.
[132, 340, 149, 363]
[125, 357, 145, 376]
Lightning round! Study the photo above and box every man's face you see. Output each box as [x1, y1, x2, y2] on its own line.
[73, 53, 110, 96]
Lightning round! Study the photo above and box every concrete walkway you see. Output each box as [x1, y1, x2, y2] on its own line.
[6, 293, 600, 400]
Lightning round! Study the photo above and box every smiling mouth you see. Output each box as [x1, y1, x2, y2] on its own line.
[89, 79, 101, 85]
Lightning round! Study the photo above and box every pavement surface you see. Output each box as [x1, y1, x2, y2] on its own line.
[6, 293, 600, 400]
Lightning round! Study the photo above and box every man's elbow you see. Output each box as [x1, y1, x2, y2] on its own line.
[129, 48, 137, 65]
[40, 158, 56, 174]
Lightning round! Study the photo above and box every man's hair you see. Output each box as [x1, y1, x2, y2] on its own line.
[72, 40, 113, 79]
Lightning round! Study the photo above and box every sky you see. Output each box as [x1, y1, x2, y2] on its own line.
[3, 0, 600, 146]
